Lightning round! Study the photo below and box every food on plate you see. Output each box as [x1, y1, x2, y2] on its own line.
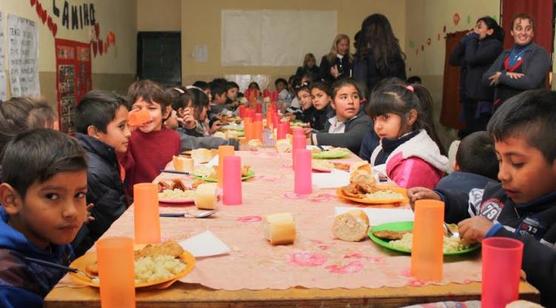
[247, 139, 262, 150]
[85, 240, 187, 284]
[263, 212, 296, 245]
[372, 230, 410, 240]
[332, 162, 350, 171]
[275, 139, 292, 153]
[364, 190, 405, 200]
[332, 210, 369, 242]
[194, 165, 252, 181]
[158, 188, 195, 200]
[338, 162, 406, 203]
[157, 178, 189, 192]
[388, 232, 470, 253]
[194, 183, 218, 210]
[311, 147, 350, 159]
[190, 148, 214, 163]
[312, 160, 334, 171]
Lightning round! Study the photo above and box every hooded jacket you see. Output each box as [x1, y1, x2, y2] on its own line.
[0, 208, 74, 308]
[370, 129, 448, 189]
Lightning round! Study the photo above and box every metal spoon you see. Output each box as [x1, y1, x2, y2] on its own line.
[160, 210, 216, 218]
[444, 222, 460, 238]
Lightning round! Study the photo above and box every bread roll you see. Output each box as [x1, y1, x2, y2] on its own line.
[194, 183, 218, 210]
[263, 213, 296, 245]
[191, 148, 213, 163]
[332, 210, 369, 242]
[349, 162, 374, 185]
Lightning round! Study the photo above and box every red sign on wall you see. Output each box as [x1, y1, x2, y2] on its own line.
[55, 38, 92, 133]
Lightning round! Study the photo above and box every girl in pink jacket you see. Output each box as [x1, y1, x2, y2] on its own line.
[367, 81, 448, 189]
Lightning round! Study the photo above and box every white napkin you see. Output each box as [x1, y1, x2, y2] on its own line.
[179, 230, 231, 257]
[312, 169, 350, 189]
[206, 154, 219, 167]
[335, 207, 414, 226]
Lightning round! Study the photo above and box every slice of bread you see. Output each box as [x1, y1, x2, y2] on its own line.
[332, 209, 369, 242]
[263, 213, 296, 245]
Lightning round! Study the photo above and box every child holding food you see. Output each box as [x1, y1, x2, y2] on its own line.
[307, 79, 372, 154]
[408, 90, 556, 307]
[0, 129, 88, 307]
[72, 90, 131, 257]
[367, 81, 448, 188]
[124, 80, 181, 186]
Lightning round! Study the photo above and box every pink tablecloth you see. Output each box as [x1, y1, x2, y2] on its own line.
[97, 149, 482, 290]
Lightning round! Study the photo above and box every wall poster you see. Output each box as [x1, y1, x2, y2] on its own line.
[55, 38, 91, 133]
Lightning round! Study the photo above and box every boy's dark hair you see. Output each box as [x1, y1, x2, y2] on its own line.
[166, 86, 191, 111]
[187, 87, 209, 119]
[2, 128, 87, 197]
[127, 79, 171, 109]
[74, 90, 129, 134]
[192, 81, 209, 91]
[275, 78, 288, 87]
[310, 81, 331, 96]
[456, 131, 498, 180]
[209, 81, 227, 98]
[225, 81, 239, 91]
[488, 89, 556, 163]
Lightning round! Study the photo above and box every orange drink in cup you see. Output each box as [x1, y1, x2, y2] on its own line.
[97, 237, 136, 308]
[411, 199, 444, 281]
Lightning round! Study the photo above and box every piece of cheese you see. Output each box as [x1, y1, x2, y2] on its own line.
[263, 213, 296, 245]
[332, 209, 369, 242]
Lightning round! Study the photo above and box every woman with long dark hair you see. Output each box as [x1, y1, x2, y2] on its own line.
[353, 14, 406, 95]
[450, 16, 504, 137]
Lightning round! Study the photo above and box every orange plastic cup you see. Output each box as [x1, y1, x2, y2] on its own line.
[127, 109, 150, 127]
[217, 145, 235, 188]
[97, 237, 136, 308]
[254, 120, 263, 141]
[411, 199, 445, 281]
[244, 119, 253, 141]
[133, 183, 161, 244]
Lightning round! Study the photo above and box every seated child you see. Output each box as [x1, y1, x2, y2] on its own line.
[166, 87, 237, 150]
[225, 81, 240, 111]
[207, 79, 230, 120]
[310, 81, 334, 131]
[290, 82, 316, 125]
[71, 90, 131, 257]
[435, 131, 499, 192]
[408, 89, 556, 306]
[275, 78, 292, 106]
[309, 78, 372, 154]
[125, 80, 181, 186]
[367, 81, 448, 188]
[0, 129, 88, 307]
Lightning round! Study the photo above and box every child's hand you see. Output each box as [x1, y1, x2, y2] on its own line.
[330, 65, 340, 78]
[210, 120, 222, 134]
[458, 216, 493, 244]
[407, 187, 441, 210]
[182, 108, 197, 129]
[506, 72, 524, 79]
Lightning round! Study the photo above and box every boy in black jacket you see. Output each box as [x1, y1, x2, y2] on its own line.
[72, 90, 131, 256]
[409, 89, 556, 307]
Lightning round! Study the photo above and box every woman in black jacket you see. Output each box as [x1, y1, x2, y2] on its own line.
[319, 34, 352, 84]
[353, 14, 406, 96]
[450, 16, 503, 137]
[295, 53, 320, 82]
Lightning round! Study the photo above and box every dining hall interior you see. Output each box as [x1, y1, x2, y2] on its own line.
[0, 0, 555, 307]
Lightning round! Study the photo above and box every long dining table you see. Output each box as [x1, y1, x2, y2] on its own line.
[44, 148, 539, 307]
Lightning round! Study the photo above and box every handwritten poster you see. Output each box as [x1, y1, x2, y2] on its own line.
[7, 14, 40, 97]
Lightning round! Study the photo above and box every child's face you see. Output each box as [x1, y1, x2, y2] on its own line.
[511, 18, 534, 46]
[132, 97, 169, 133]
[276, 82, 286, 92]
[0, 170, 88, 249]
[95, 105, 130, 153]
[311, 88, 331, 111]
[373, 113, 403, 140]
[298, 90, 312, 110]
[331, 85, 360, 122]
[495, 136, 556, 204]
[214, 93, 227, 105]
[226, 88, 238, 101]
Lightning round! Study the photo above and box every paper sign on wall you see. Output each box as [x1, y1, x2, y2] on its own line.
[7, 14, 40, 97]
[221, 10, 337, 66]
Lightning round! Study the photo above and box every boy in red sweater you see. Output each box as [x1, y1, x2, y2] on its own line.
[125, 80, 181, 186]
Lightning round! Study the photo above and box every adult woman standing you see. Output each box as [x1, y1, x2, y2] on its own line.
[295, 53, 320, 82]
[353, 14, 406, 94]
[319, 34, 352, 84]
[450, 16, 504, 136]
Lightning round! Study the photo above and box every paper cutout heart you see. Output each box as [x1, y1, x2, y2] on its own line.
[94, 23, 100, 39]
[40, 10, 47, 24]
[47, 16, 53, 30]
[51, 23, 57, 37]
[30, 0, 36, 6]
